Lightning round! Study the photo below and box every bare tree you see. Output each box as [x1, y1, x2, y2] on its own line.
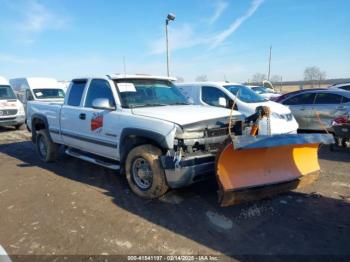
[176, 76, 184, 83]
[251, 73, 266, 83]
[195, 75, 208, 82]
[270, 75, 281, 83]
[304, 66, 326, 87]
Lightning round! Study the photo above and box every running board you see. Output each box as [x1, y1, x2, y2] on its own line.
[65, 148, 120, 170]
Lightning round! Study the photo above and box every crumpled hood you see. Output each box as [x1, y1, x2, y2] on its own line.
[132, 105, 243, 127]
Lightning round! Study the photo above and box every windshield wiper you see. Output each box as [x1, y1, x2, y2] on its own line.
[169, 102, 191, 105]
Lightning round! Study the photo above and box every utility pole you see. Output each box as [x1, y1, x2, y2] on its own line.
[267, 45, 272, 81]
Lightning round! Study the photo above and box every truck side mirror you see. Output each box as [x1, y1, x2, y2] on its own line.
[218, 97, 227, 107]
[92, 98, 116, 111]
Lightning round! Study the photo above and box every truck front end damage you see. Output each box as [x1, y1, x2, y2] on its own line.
[160, 116, 244, 188]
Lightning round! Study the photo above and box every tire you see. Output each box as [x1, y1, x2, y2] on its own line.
[125, 144, 168, 199]
[36, 129, 60, 162]
[14, 124, 23, 130]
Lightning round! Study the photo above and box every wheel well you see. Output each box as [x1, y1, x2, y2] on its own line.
[120, 135, 165, 166]
[31, 118, 47, 143]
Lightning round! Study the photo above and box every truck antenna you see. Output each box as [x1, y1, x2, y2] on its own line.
[123, 56, 127, 76]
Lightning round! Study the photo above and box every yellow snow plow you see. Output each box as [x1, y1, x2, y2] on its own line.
[216, 107, 334, 206]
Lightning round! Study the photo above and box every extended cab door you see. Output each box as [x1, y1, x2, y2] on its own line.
[60, 79, 89, 150]
[61, 79, 119, 159]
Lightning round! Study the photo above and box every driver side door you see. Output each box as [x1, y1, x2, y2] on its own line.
[79, 79, 119, 159]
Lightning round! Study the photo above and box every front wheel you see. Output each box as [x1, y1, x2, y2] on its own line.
[36, 130, 60, 162]
[125, 144, 168, 199]
[14, 124, 23, 130]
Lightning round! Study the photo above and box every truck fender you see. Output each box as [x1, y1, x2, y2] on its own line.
[30, 114, 53, 143]
[119, 128, 170, 164]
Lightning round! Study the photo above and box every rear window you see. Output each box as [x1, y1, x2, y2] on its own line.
[33, 89, 65, 99]
[314, 93, 342, 104]
[67, 81, 87, 106]
[0, 85, 16, 100]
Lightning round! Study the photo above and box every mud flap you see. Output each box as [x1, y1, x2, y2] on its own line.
[216, 134, 334, 207]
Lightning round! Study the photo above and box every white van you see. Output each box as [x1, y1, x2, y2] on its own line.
[0, 76, 25, 129]
[177, 82, 299, 135]
[10, 77, 66, 108]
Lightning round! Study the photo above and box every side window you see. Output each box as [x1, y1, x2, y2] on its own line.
[26, 89, 34, 101]
[202, 86, 230, 107]
[67, 80, 87, 106]
[341, 96, 350, 103]
[283, 93, 316, 105]
[85, 79, 115, 108]
[314, 93, 342, 105]
[339, 85, 350, 91]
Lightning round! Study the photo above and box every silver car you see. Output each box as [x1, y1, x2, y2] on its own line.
[279, 89, 350, 131]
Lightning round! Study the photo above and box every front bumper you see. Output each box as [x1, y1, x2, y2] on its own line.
[0, 115, 25, 127]
[160, 154, 216, 188]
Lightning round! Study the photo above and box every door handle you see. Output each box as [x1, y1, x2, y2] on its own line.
[79, 113, 86, 120]
[337, 106, 345, 110]
[299, 107, 306, 111]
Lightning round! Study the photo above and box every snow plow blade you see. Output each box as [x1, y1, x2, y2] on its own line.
[216, 134, 334, 207]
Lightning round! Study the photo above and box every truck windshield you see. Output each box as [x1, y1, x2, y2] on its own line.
[224, 85, 267, 103]
[33, 89, 65, 99]
[0, 85, 17, 100]
[114, 79, 191, 108]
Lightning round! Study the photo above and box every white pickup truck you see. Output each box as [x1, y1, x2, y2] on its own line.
[27, 75, 244, 199]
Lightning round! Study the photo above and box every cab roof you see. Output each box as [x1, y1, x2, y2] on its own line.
[107, 74, 177, 81]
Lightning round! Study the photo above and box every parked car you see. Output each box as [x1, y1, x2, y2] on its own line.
[27, 74, 245, 199]
[247, 85, 281, 100]
[329, 82, 350, 91]
[274, 88, 326, 103]
[9, 77, 66, 110]
[0, 76, 25, 129]
[177, 82, 298, 135]
[278, 89, 350, 131]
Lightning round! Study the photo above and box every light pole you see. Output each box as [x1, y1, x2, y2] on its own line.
[267, 45, 272, 81]
[165, 13, 175, 77]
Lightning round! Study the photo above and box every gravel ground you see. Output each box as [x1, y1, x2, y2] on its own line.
[0, 127, 349, 261]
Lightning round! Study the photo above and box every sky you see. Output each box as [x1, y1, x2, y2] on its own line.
[0, 0, 349, 82]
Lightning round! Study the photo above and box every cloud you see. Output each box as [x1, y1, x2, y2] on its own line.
[209, 1, 229, 25]
[210, 0, 264, 48]
[0, 53, 37, 64]
[149, 0, 264, 55]
[1, 0, 70, 43]
[149, 24, 209, 55]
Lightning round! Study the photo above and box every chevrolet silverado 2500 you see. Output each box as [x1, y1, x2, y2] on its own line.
[27, 75, 244, 199]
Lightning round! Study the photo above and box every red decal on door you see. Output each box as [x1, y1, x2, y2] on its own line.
[91, 114, 103, 131]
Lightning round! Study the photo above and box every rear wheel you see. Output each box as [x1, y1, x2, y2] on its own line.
[125, 144, 168, 199]
[36, 130, 59, 162]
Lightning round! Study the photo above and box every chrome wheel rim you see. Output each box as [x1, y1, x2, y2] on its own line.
[132, 157, 153, 190]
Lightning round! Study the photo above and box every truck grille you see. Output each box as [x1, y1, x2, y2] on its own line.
[0, 109, 18, 116]
[285, 113, 293, 121]
[206, 121, 243, 137]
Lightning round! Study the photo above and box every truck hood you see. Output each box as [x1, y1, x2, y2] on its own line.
[132, 105, 243, 127]
[0, 99, 23, 110]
